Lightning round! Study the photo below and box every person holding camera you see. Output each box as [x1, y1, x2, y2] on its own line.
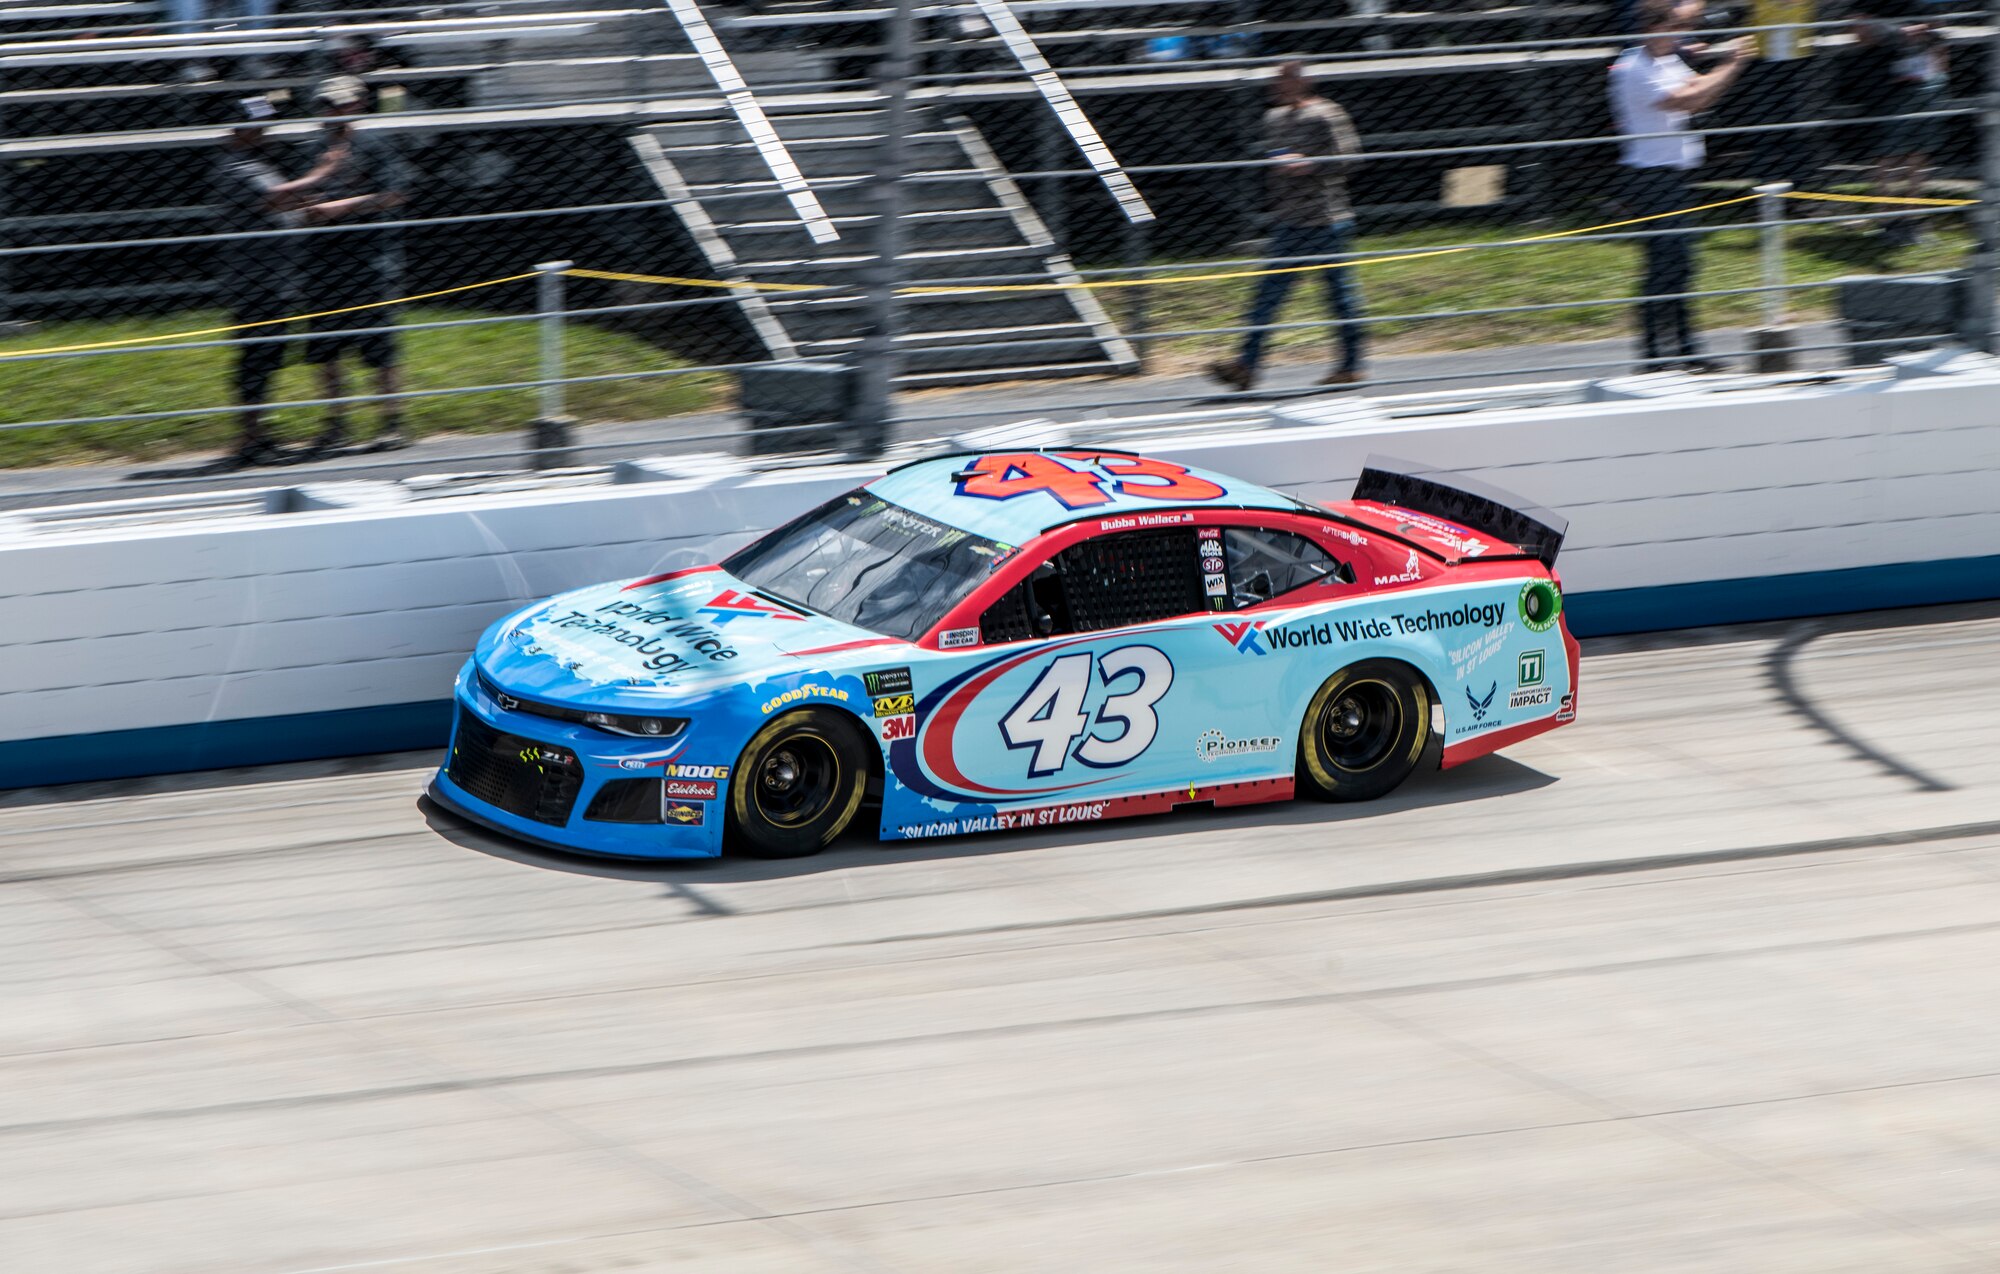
[1609, 0, 1753, 372]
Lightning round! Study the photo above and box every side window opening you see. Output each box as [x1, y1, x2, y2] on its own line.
[1223, 528, 1350, 609]
[975, 527, 1203, 643]
[979, 563, 1072, 644]
[1058, 527, 1205, 632]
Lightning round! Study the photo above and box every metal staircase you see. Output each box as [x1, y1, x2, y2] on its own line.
[631, 105, 1137, 387]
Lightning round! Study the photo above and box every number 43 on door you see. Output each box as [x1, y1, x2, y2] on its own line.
[999, 646, 1174, 778]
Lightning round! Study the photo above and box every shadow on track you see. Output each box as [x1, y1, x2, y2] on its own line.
[418, 752, 1559, 885]
[1763, 624, 1953, 793]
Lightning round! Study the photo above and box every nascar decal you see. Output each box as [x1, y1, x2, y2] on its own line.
[891, 635, 1176, 804]
[953, 452, 1227, 511]
[699, 589, 803, 624]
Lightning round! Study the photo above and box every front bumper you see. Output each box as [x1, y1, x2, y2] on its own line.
[430, 661, 726, 859]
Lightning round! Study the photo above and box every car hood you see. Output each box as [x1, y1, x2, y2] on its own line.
[476, 567, 900, 705]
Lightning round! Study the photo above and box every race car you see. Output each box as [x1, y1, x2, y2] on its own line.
[429, 449, 1577, 859]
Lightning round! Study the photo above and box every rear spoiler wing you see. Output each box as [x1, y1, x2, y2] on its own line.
[1351, 457, 1567, 569]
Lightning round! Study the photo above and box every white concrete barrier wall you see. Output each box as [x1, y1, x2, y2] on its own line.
[5, 371, 1998, 786]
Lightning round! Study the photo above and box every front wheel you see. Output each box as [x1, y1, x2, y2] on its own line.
[727, 708, 868, 858]
[1297, 661, 1431, 802]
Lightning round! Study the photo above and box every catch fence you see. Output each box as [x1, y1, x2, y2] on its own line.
[1, 0, 1994, 486]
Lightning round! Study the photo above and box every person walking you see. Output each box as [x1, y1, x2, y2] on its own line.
[1608, 0, 1752, 373]
[211, 95, 347, 468]
[1207, 60, 1366, 394]
[300, 75, 412, 455]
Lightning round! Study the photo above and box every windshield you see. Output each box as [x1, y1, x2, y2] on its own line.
[723, 490, 1014, 642]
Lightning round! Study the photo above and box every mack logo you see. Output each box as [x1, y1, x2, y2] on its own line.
[1373, 549, 1422, 586]
[1467, 681, 1498, 722]
[1214, 620, 1268, 655]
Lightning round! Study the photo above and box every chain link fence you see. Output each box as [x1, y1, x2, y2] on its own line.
[0, 0, 1992, 485]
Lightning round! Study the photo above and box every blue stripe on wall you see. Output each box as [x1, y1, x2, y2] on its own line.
[0, 700, 454, 791]
[8, 553, 2000, 790]
[1564, 552, 2000, 637]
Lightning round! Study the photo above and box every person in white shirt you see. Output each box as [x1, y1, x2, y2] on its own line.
[1608, 0, 1752, 371]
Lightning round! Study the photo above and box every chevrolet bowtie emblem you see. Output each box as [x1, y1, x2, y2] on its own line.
[498, 693, 518, 711]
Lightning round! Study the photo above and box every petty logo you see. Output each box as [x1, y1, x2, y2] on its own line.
[1466, 681, 1497, 722]
[698, 589, 803, 624]
[1214, 620, 1268, 656]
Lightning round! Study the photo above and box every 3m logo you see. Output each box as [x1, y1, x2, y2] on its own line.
[881, 714, 916, 742]
[698, 589, 803, 624]
[1214, 620, 1268, 656]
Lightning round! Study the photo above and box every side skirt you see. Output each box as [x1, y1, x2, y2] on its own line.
[882, 775, 1296, 841]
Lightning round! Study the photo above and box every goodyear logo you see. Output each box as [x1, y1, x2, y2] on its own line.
[760, 685, 850, 714]
[872, 693, 916, 718]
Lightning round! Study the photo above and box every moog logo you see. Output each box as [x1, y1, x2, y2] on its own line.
[664, 763, 730, 780]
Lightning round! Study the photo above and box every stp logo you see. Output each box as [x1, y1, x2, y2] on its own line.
[1213, 620, 1268, 656]
[881, 715, 916, 742]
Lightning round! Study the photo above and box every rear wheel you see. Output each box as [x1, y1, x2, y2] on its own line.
[1297, 660, 1431, 802]
[727, 709, 868, 858]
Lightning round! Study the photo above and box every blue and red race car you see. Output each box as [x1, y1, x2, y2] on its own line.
[429, 450, 1577, 858]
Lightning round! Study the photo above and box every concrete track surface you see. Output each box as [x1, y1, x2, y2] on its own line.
[6, 603, 2000, 1274]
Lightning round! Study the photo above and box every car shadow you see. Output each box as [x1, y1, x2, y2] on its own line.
[420, 751, 1557, 885]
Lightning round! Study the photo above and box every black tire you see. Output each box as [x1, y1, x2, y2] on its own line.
[1296, 660, 1432, 802]
[727, 708, 869, 858]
